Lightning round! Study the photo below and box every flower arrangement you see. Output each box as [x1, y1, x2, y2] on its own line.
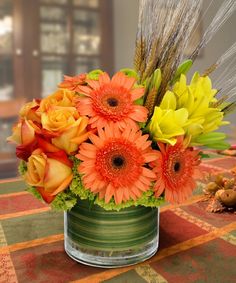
[7, 0, 236, 213]
[6, 0, 236, 268]
[7, 66, 230, 210]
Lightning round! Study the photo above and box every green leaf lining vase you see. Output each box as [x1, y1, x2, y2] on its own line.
[64, 199, 159, 268]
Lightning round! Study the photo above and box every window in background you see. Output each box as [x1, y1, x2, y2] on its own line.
[0, 0, 113, 101]
[0, 0, 13, 101]
[40, 0, 103, 97]
[0, 0, 114, 179]
[0, 0, 17, 179]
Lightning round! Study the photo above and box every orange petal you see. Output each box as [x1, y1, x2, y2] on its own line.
[114, 188, 123, 204]
[44, 158, 72, 193]
[130, 87, 145, 100]
[134, 134, 149, 149]
[7, 122, 22, 144]
[21, 120, 35, 145]
[37, 187, 55, 204]
[154, 179, 165, 197]
[89, 133, 104, 148]
[50, 174, 73, 196]
[76, 85, 91, 96]
[46, 151, 73, 167]
[123, 77, 136, 90]
[83, 173, 98, 184]
[87, 79, 100, 89]
[70, 132, 89, 145]
[111, 72, 126, 85]
[77, 102, 94, 116]
[129, 105, 148, 122]
[134, 179, 149, 192]
[99, 72, 110, 85]
[105, 183, 114, 203]
[123, 187, 130, 201]
[37, 136, 60, 152]
[142, 167, 156, 179]
[143, 152, 159, 162]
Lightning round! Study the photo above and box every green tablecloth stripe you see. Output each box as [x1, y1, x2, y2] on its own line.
[1, 211, 63, 245]
[0, 180, 26, 194]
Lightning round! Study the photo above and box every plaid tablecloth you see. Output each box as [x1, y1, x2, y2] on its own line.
[0, 152, 236, 283]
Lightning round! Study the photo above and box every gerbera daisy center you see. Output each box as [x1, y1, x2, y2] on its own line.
[112, 155, 125, 168]
[107, 97, 119, 107]
[174, 161, 181, 172]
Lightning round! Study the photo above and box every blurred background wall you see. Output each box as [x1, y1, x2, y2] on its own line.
[113, 0, 236, 136]
[113, 0, 236, 73]
[0, 0, 236, 179]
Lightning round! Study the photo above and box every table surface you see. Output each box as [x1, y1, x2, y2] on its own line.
[0, 152, 236, 283]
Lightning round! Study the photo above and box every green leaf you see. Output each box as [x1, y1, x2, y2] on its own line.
[119, 68, 139, 80]
[86, 69, 103, 80]
[199, 152, 210, 159]
[195, 132, 227, 144]
[67, 201, 159, 251]
[150, 69, 161, 90]
[171, 60, 192, 84]
[135, 97, 144, 105]
[143, 76, 152, 89]
[194, 132, 230, 150]
[204, 141, 230, 150]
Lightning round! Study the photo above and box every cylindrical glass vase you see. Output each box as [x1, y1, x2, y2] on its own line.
[64, 199, 159, 268]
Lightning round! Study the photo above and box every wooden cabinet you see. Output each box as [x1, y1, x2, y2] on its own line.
[0, 0, 114, 178]
[0, 0, 114, 101]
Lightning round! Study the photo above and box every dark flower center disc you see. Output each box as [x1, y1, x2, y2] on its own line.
[112, 155, 125, 168]
[174, 162, 181, 172]
[107, 97, 119, 107]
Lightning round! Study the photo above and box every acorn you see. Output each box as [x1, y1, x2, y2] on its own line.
[223, 178, 235, 190]
[205, 182, 220, 194]
[215, 174, 224, 187]
[217, 189, 236, 207]
[215, 189, 225, 200]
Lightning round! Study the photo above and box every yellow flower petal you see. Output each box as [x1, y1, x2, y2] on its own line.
[160, 91, 176, 110]
[148, 107, 186, 145]
[174, 108, 188, 125]
[158, 73, 229, 144]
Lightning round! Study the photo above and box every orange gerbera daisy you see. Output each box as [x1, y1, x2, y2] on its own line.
[76, 72, 148, 130]
[76, 125, 158, 204]
[152, 137, 202, 204]
[58, 74, 87, 92]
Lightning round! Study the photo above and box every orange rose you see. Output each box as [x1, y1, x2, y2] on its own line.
[41, 106, 79, 135]
[39, 89, 75, 112]
[7, 119, 38, 145]
[25, 148, 73, 203]
[20, 99, 41, 123]
[7, 119, 41, 161]
[52, 116, 89, 154]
